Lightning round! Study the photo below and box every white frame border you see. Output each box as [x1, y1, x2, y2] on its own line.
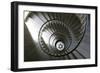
[18, 5, 96, 69]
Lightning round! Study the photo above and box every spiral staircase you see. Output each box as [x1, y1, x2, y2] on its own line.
[24, 12, 90, 61]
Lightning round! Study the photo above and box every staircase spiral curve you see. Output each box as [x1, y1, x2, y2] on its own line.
[24, 12, 90, 61]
